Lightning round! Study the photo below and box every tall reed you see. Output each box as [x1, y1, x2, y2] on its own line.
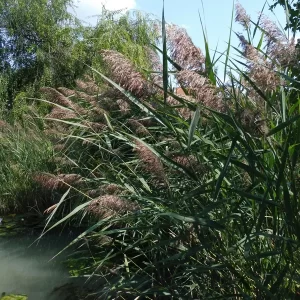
[40, 3, 300, 298]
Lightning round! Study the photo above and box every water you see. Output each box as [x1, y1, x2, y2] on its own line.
[0, 230, 76, 300]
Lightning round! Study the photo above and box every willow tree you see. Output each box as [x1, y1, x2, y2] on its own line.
[0, 0, 86, 109]
[87, 9, 161, 77]
[271, 0, 300, 32]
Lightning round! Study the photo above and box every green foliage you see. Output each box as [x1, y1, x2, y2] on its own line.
[0, 114, 55, 213]
[271, 0, 300, 32]
[2, 1, 300, 298]
[36, 3, 300, 297]
[0, 294, 28, 300]
[0, 2, 159, 120]
[87, 9, 160, 75]
[0, 0, 87, 109]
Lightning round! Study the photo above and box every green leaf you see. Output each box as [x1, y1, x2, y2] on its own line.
[152, 44, 182, 71]
[158, 212, 224, 230]
[224, 0, 234, 82]
[229, 188, 279, 206]
[198, 8, 216, 85]
[214, 138, 237, 199]
[162, 0, 168, 104]
[188, 105, 201, 149]
[267, 114, 300, 136]
[50, 218, 112, 260]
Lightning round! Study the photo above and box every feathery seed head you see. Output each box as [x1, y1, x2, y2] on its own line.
[128, 119, 150, 137]
[41, 87, 86, 115]
[260, 15, 286, 45]
[235, 2, 251, 29]
[117, 99, 131, 115]
[135, 141, 166, 183]
[75, 77, 100, 94]
[176, 70, 224, 112]
[46, 107, 78, 120]
[101, 50, 153, 98]
[166, 24, 205, 71]
[33, 173, 83, 190]
[86, 195, 137, 218]
[57, 87, 75, 97]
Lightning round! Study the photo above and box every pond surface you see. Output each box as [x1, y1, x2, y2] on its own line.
[0, 230, 77, 300]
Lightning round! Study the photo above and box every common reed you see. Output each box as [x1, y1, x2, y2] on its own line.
[101, 50, 153, 98]
[86, 195, 137, 218]
[166, 24, 205, 71]
[135, 140, 166, 184]
[37, 4, 300, 298]
[33, 173, 83, 190]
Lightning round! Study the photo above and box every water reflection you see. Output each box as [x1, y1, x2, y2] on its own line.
[0, 231, 73, 300]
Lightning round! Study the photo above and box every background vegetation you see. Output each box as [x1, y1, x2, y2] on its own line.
[1, 0, 300, 298]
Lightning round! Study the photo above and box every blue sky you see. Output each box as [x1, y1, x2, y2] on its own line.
[73, 0, 287, 71]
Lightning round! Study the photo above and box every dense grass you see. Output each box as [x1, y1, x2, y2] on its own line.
[0, 112, 56, 213]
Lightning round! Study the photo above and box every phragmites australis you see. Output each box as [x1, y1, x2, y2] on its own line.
[57, 87, 75, 97]
[236, 8, 297, 85]
[166, 24, 205, 72]
[235, 2, 251, 29]
[101, 50, 153, 98]
[75, 75, 100, 94]
[33, 173, 83, 190]
[237, 35, 282, 94]
[127, 119, 150, 137]
[176, 70, 224, 112]
[238, 108, 269, 136]
[135, 141, 166, 184]
[82, 121, 107, 132]
[260, 15, 286, 45]
[46, 107, 78, 120]
[259, 15, 298, 67]
[86, 195, 137, 218]
[172, 155, 206, 174]
[86, 184, 124, 199]
[117, 99, 131, 115]
[145, 46, 163, 87]
[167, 96, 193, 119]
[40, 87, 85, 114]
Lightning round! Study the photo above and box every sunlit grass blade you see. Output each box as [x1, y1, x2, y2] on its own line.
[188, 105, 201, 149]
[214, 138, 237, 199]
[267, 114, 300, 136]
[224, 0, 234, 82]
[157, 212, 225, 230]
[162, 0, 168, 104]
[198, 8, 216, 85]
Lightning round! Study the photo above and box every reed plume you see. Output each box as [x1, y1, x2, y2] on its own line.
[176, 70, 224, 112]
[40, 87, 85, 114]
[166, 24, 205, 71]
[145, 46, 163, 87]
[172, 155, 205, 174]
[135, 141, 166, 184]
[235, 2, 251, 29]
[33, 173, 83, 190]
[260, 16, 298, 67]
[237, 35, 281, 94]
[75, 76, 100, 94]
[57, 87, 76, 97]
[46, 107, 78, 120]
[101, 50, 153, 98]
[86, 195, 137, 218]
[128, 119, 150, 137]
[117, 99, 131, 115]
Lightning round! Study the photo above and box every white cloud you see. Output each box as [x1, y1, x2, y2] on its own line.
[76, 0, 136, 12]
